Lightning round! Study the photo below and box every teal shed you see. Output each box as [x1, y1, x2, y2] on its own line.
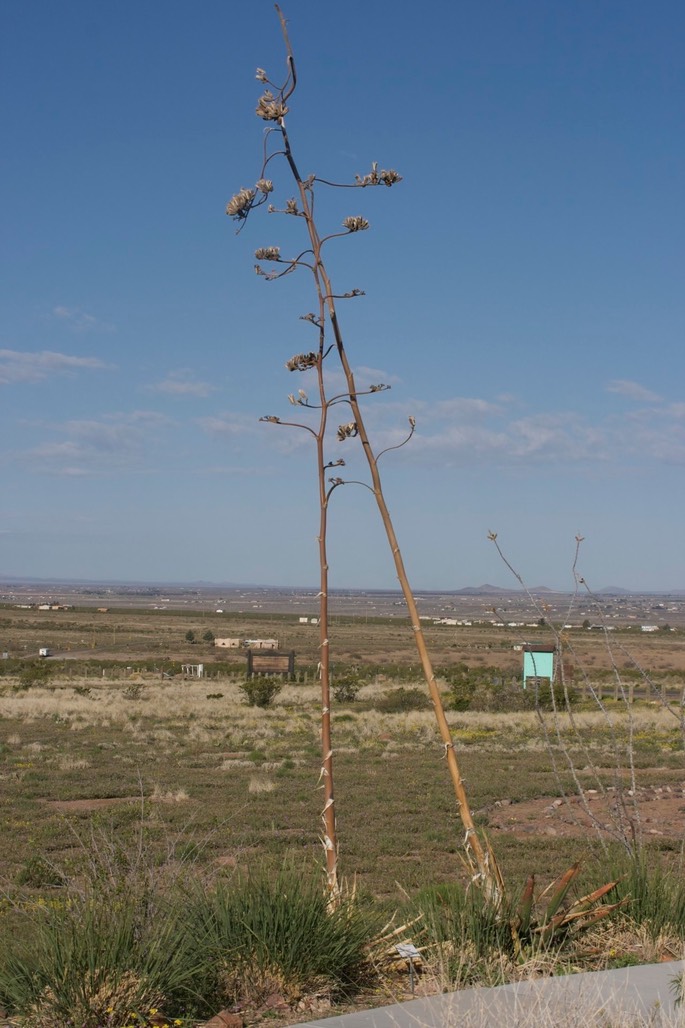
[522, 644, 555, 689]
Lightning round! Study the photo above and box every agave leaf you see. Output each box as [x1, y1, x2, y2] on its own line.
[538, 907, 574, 943]
[564, 897, 631, 929]
[540, 862, 580, 923]
[516, 875, 535, 934]
[567, 879, 621, 916]
[537, 897, 630, 943]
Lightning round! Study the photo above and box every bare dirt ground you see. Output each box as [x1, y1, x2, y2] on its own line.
[489, 782, 685, 841]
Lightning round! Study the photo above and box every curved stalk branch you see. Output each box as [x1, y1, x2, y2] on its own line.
[376, 417, 416, 463]
[259, 416, 317, 438]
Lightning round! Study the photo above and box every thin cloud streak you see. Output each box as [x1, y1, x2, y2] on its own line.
[16, 411, 173, 476]
[0, 349, 110, 385]
[606, 379, 662, 403]
[148, 370, 217, 397]
[52, 306, 115, 333]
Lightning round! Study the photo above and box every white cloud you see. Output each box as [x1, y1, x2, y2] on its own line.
[0, 349, 110, 385]
[388, 391, 684, 468]
[52, 306, 115, 333]
[148, 369, 217, 397]
[19, 411, 171, 475]
[196, 413, 256, 436]
[606, 379, 662, 403]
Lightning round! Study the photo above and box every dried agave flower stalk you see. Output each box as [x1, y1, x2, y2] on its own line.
[230, 6, 504, 903]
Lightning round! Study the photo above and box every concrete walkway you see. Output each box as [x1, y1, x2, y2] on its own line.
[298, 961, 685, 1027]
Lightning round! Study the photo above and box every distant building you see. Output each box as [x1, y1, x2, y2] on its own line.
[215, 638, 241, 649]
[182, 663, 204, 678]
[522, 644, 555, 689]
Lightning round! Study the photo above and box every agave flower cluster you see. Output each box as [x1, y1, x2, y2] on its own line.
[285, 352, 320, 372]
[225, 179, 273, 223]
[256, 89, 289, 121]
[355, 162, 403, 187]
[336, 421, 358, 442]
[254, 246, 280, 261]
[342, 216, 369, 233]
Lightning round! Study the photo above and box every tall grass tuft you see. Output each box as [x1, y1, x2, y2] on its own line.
[594, 855, 685, 939]
[0, 887, 204, 1027]
[413, 882, 517, 989]
[188, 863, 378, 1008]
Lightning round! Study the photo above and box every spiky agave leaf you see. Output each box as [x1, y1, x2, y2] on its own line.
[538, 862, 581, 924]
[516, 875, 536, 935]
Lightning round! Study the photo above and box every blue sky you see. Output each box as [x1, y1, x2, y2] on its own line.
[1, 0, 683, 591]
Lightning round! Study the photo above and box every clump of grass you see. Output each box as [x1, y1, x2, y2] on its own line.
[15, 854, 66, 889]
[0, 886, 204, 1027]
[188, 863, 378, 1009]
[413, 862, 627, 991]
[592, 854, 685, 940]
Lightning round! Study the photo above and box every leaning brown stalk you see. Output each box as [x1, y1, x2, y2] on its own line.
[231, 6, 503, 900]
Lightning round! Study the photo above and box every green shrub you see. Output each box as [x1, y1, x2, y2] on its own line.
[17, 660, 52, 691]
[239, 678, 282, 707]
[527, 679, 577, 711]
[332, 669, 365, 703]
[375, 687, 431, 713]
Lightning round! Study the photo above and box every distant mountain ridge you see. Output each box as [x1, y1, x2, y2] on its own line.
[1, 574, 683, 596]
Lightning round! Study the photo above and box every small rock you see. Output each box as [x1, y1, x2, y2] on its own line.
[204, 1012, 244, 1028]
[262, 992, 289, 1012]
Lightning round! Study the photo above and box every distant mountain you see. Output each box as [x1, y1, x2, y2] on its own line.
[597, 586, 632, 595]
[455, 584, 519, 596]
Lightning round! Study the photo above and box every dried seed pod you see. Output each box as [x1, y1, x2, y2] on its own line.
[336, 421, 358, 442]
[379, 168, 402, 186]
[254, 246, 280, 261]
[256, 90, 288, 121]
[285, 352, 319, 372]
[342, 216, 369, 232]
[226, 187, 256, 220]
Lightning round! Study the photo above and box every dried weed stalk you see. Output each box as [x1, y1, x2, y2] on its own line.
[488, 531, 685, 857]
